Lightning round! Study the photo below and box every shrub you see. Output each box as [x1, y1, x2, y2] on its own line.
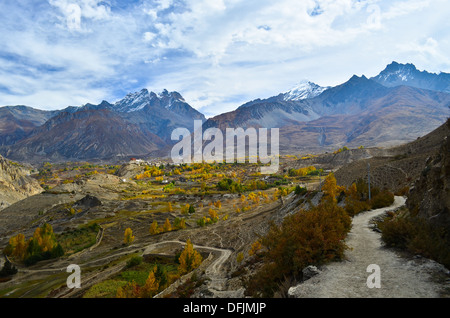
[173, 218, 186, 230]
[197, 217, 206, 227]
[217, 178, 243, 193]
[294, 185, 307, 195]
[344, 199, 370, 217]
[379, 215, 415, 249]
[246, 201, 351, 297]
[126, 255, 143, 268]
[379, 212, 450, 268]
[370, 190, 395, 209]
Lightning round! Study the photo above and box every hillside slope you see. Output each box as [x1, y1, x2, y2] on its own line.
[0, 154, 42, 210]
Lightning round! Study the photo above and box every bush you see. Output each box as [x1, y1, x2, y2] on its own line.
[246, 201, 351, 297]
[379, 212, 450, 268]
[294, 185, 307, 196]
[217, 178, 243, 193]
[379, 215, 415, 249]
[370, 190, 395, 209]
[344, 199, 370, 217]
[126, 255, 143, 268]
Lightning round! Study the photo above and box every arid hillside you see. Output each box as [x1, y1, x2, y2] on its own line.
[332, 118, 450, 192]
[0, 154, 42, 210]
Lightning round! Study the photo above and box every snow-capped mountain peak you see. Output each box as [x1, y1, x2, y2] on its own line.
[371, 61, 450, 93]
[113, 88, 187, 112]
[114, 88, 151, 112]
[375, 61, 416, 83]
[283, 80, 328, 101]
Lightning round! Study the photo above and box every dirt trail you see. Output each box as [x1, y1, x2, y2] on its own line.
[143, 240, 234, 297]
[290, 196, 450, 298]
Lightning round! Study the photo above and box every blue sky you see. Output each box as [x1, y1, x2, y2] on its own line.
[0, 0, 449, 117]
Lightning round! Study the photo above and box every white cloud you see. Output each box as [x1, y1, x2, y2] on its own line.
[0, 0, 449, 114]
[48, 0, 111, 31]
[143, 31, 157, 42]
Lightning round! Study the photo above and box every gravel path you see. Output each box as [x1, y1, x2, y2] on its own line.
[289, 196, 450, 298]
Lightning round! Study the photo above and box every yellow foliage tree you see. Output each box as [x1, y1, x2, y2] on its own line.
[124, 228, 135, 245]
[208, 208, 219, 221]
[140, 270, 159, 298]
[249, 239, 262, 256]
[178, 239, 202, 275]
[116, 281, 140, 298]
[150, 221, 159, 235]
[163, 218, 172, 232]
[8, 233, 27, 260]
[348, 183, 358, 198]
[322, 172, 338, 202]
[34, 223, 56, 252]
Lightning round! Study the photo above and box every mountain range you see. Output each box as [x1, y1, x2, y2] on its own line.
[0, 62, 449, 163]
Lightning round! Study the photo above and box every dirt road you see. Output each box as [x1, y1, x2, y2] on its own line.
[289, 196, 450, 298]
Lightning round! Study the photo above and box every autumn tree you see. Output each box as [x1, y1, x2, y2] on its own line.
[322, 172, 338, 202]
[178, 239, 203, 275]
[7, 233, 27, 261]
[140, 269, 159, 298]
[181, 203, 190, 215]
[163, 218, 172, 232]
[116, 281, 140, 298]
[124, 228, 135, 245]
[249, 239, 263, 257]
[208, 208, 219, 222]
[150, 221, 159, 235]
[6, 223, 64, 266]
[173, 218, 186, 230]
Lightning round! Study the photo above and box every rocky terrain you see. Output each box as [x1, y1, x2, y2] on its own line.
[0, 154, 42, 210]
[406, 119, 450, 231]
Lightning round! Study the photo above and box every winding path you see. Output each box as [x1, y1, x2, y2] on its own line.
[290, 196, 449, 298]
[143, 240, 232, 296]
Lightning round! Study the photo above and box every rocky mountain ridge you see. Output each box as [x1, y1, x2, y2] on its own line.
[1, 62, 449, 163]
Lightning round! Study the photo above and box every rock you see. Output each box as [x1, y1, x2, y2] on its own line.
[0, 155, 42, 210]
[288, 285, 302, 298]
[302, 265, 320, 279]
[74, 195, 102, 208]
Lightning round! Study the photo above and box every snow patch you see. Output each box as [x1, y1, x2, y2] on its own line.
[283, 80, 328, 101]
